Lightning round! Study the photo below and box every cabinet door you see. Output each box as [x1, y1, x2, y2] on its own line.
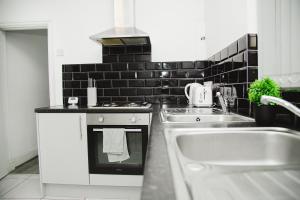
[37, 113, 89, 185]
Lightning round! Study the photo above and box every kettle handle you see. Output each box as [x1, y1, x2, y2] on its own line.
[184, 83, 192, 100]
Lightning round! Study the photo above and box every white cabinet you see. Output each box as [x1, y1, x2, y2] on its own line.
[258, 0, 300, 87]
[37, 113, 89, 185]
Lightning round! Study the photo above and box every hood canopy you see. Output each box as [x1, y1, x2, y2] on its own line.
[90, 0, 150, 46]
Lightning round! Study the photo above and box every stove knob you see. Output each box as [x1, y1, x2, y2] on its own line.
[130, 116, 137, 123]
[98, 116, 104, 123]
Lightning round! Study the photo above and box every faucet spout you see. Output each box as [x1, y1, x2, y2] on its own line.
[216, 92, 227, 114]
[260, 95, 300, 117]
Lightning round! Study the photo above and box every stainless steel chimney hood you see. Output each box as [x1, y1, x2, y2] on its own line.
[90, 0, 150, 46]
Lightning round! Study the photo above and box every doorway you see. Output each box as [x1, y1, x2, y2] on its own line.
[0, 29, 49, 177]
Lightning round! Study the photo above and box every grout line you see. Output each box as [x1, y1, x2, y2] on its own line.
[0, 174, 32, 198]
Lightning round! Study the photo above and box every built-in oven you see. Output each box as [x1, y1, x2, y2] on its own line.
[87, 113, 150, 177]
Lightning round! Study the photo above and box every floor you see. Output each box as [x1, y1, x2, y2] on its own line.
[0, 157, 51, 200]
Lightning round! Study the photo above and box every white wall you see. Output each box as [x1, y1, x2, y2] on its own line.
[135, 0, 207, 61]
[204, 0, 257, 57]
[0, 30, 9, 178]
[0, 0, 207, 105]
[258, 0, 300, 87]
[5, 30, 49, 168]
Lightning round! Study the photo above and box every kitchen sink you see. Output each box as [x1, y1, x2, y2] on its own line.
[176, 129, 300, 166]
[160, 108, 254, 123]
[164, 127, 300, 200]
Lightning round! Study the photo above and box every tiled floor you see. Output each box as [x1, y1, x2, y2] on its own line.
[0, 158, 108, 200]
[0, 157, 44, 200]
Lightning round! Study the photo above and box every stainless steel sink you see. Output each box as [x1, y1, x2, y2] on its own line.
[176, 129, 300, 166]
[161, 108, 254, 123]
[164, 127, 300, 200]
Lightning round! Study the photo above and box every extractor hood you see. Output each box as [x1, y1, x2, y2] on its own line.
[90, 0, 150, 46]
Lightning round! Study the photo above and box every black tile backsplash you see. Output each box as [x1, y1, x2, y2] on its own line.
[62, 34, 258, 114]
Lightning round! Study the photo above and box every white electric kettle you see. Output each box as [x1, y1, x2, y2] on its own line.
[184, 83, 204, 107]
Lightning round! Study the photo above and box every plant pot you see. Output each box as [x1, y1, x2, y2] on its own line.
[253, 104, 276, 126]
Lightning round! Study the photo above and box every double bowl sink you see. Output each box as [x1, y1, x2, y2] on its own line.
[161, 108, 300, 200]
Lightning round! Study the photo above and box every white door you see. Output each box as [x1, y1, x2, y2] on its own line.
[37, 113, 89, 185]
[0, 30, 9, 179]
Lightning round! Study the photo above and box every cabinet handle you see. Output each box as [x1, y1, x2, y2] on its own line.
[79, 115, 83, 140]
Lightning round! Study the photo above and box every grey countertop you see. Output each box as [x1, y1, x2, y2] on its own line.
[141, 105, 258, 200]
[35, 105, 153, 113]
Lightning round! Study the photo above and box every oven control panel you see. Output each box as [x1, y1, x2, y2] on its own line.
[87, 113, 150, 125]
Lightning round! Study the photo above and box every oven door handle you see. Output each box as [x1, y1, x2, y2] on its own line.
[92, 128, 142, 132]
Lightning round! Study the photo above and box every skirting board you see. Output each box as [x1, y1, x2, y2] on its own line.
[9, 149, 38, 171]
[43, 183, 141, 200]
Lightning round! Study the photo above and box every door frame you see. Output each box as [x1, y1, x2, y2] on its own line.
[0, 21, 56, 105]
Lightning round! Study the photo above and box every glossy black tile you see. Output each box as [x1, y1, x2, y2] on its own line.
[170, 88, 184, 95]
[228, 41, 238, 57]
[162, 62, 178, 70]
[96, 63, 111, 71]
[63, 89, 72, 96]
[248, 34, 258, 50]
[238, 69, 247, 82]
[112, 97, 127, 102]
[103, 55, 118, 63]
[120, 88, 137, 96]
[162, 80, 178, 87]
[195, 61, 208, 69]
[128, 80, 145, 87]
[145, 80, 161, 87]
[97, 89, 103, 96]
[64, 81, 80, 88]
[81, 81, 88, 88]
[238, 35, 247, 52]
[110, 46, 126, 55]
[112, 63, 127, 71]
[63, 64, 80, 72]
[137, 88, 152, 95]
[179, 62, 194, 69]
[135, 54, 151, 62]
[102, 47, 109, 55]
[63, 73, 72, 80]
[128, 62, 145, 70]
[104, 88, 119, 96]
[89, 72, 103, 80]
[121, 72, 136, 79]
[126, 46, 143, 54]
[119, 54, 135, 62]
[246, 50, 258, 66]
[233, 53, 244, 69]
[105, 72, 120, 79]
[154, 88, 169, 95]
[179, 79, 195, 87]
[153, 71, 170, 78]
[81, 64, 95, 72]
[112, 80, 128, 88]
[248, 67, 258, 82]
[221, 48, 228, 61]
[143, 45, 151, 53]
[73, 89, 87, 96]
[128, 96, 145, 102]
[73, 73, 88, 80]
[145, 62, 162, 70]
[137, 71, 152, 79]
[96, 80, 111, 88]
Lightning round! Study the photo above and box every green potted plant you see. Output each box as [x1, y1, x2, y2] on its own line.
[248, 77, 281, 126]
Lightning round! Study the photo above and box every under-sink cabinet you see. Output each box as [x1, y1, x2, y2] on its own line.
[36, 113, 89, 185]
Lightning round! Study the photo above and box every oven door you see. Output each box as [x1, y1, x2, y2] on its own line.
[88, 125, 148, 175]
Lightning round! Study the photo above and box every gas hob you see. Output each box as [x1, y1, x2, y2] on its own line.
[89, 102, 152, 109]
